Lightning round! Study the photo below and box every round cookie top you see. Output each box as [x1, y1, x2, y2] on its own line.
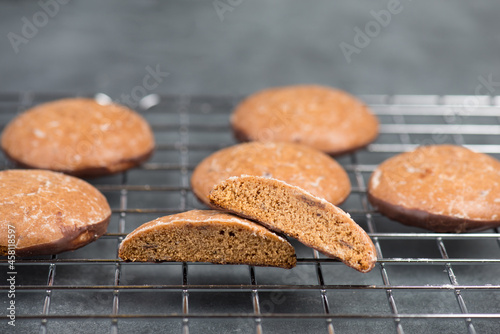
[368, 145, 500, 231]
[0, 169, 111, 255]
[191, 142, 351, 206]
[1, 98, 155, 176]
[231, 85, 379, 155]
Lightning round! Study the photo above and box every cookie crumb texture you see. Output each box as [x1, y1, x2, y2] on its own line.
[119, 210, 297, 269]
[1, 98, 155, 176]
[209, 176, 377, 273]
[368, 145, 500, 232]
[0, 170, 111, 256]
[191, 142, 351, 207]
[231, 85, 379, 155]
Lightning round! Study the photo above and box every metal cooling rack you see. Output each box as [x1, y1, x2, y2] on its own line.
[1, 93, 500, 334]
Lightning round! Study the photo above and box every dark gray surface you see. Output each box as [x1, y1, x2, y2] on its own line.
[1, 0, 500, 97]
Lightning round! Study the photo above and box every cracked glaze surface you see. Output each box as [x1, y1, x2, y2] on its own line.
[191, 142, 351, 206]
[0, 170, 111, 253]
[231, 85, 379, 155]
[368, 145, 500, 222]
[1, 98, 154, 174]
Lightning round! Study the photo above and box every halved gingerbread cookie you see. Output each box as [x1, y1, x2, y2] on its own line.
[0, 170, 111, 256]
[368, 145, 500, 232]
[118, 210, 297, 269]
[191, 142, 351, 207]
[209, 176, 377, 273]
[231, 85, 379, 155]
[1, 98, 155, 176]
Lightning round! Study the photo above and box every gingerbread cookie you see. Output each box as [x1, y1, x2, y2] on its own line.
[231, 85, 379, 155]
[191, 142, 351, 207]
[368, 145, 500, 232]
[119, 210, 297, 269]
[0, 170, 111, 256]
[209, 176, 377, 273]
[1, 98, 155, 176]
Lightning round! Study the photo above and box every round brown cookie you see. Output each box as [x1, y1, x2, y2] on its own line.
[118, 210, 297, 269]
[367, 145, 500, 232]
[1, 98, 155, 176]
[231, 85, 379, 155]
[191, 142, 351, 207]
[209, 176, 377, 273]
[0, 170, 111, 256]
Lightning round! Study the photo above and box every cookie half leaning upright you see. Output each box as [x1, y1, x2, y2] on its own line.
[191, 142, 351, 207]
[209, 176, 377, 273]
[231, 85, 379, 155]
[1, 98, 155, 176]
[0, 170, 111, 256]
[119, 210, 297, 269]
[368, 145, 500, 232]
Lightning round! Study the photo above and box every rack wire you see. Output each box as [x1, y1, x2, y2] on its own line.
[1, 93, 500, 334]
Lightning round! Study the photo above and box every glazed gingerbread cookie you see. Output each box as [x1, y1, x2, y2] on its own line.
[119, 210, 297, 269]
[368, 145, 500, 232]
[191, 142, 351, 207]
[1, 98, 155, 176]
[209, 176, 377, 273]
[231, 85, 379, 155]
[0, 170, 111, 256]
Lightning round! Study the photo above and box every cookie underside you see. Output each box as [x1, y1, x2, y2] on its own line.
[0, 217, 110, 256]
[3, 148, 154, 177]
[209, 176, 377, 273]
[119, 219, 297, 269]
[368, 193, 500, 233]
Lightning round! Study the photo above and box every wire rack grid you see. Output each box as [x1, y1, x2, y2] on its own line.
[1, 92, 500, 334]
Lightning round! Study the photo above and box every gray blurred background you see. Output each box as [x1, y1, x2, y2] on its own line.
[1, 0, 500, 97]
